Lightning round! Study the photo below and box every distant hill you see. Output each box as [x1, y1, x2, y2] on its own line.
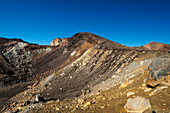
[143, 41, 170, 51]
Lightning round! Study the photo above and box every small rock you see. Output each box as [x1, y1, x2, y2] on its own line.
[120, 80, 134, 88]
[98, 75, 102, 77]
[143, 78, 147, 83]
[71, 63, 75, 66]
[146, 79, 159, 87]
[27, 85, 32, 89]
[144, 88, 152, 92]
[129, 74, 136, 78]
[134, 58, 138, 60]
[100, 105, 105, 109]
[149, 86, 168, 96]
[83, 102, 91, 107]
[86, 89, 91, 94]
[96, 95, 103, 99]
[124, 96, 151, 113]
[46, 100, 54, 104]
[127, 92, 135, 97]
[140, 61, 144, 65]
[17, 107, 23, 110]
[108, 97, 112, 100]
[56, 99, 60, 102]
[102, 97, 105, 100]
[35, 95, 39, 102]
[78, 99, 84, 104]
[157, 86, 168, 90]
[142, 83, 145, 87]
[115, 68, 122, 74]
[56, 107, 59, 111]
[121, 63, 125, 67]
[82, 63, 87, 66]
[70, 51, 76, 56]
[120, 81, 128, 88]
[112, 75, 117, 78]
[129, 80, 134, 84]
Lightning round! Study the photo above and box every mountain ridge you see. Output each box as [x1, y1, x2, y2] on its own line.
[1, 32, 169, 51]
[0, 32, 169, 113]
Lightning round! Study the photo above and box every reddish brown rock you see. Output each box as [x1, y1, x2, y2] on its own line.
[143, 42, 170, 51]
[50, 38, 69, 48]
[50, 38, 62, 46]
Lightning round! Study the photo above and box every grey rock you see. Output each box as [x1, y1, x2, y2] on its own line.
[149, 58, 170, 80]
[124, 96, 151, 113]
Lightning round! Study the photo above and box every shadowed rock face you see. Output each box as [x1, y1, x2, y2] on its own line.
[0, 38, 53, 87]
[0, 33, 169, 112]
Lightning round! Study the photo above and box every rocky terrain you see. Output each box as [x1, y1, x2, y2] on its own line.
[0, 32, 169, 113]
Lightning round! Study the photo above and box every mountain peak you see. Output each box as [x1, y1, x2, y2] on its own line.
[51, 32, 128, 49]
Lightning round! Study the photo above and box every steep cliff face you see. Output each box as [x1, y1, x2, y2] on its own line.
[0, 33, 170, 113]
[33, 32, 129, 77]
[0, 38, 54, 87]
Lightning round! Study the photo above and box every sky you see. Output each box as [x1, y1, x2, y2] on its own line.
[0, 0, 170, 47]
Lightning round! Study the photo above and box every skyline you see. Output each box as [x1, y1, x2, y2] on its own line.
[0, 0, 170, 47]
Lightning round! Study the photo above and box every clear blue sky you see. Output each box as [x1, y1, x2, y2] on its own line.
[0, 0, 170, 46]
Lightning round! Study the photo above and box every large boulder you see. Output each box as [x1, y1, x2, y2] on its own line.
[146, 58, 170, 87]
[124, 96, 151, 113]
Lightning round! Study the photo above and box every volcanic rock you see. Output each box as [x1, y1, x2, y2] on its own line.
[124, 96, 151, 113]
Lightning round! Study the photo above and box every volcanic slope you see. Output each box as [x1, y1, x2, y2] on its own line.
[0, 32, 170, 113]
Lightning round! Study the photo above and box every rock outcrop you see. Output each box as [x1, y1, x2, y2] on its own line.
[50, 38, 69, 47]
